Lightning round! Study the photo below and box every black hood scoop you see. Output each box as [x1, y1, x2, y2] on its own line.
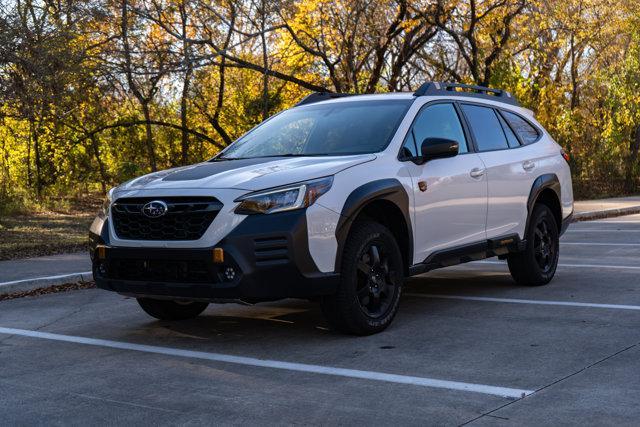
[162, 158, 275, 182]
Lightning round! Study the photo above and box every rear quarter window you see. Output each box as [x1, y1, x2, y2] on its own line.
[460, 104, 509, 152]
[501, 111, 540, 145]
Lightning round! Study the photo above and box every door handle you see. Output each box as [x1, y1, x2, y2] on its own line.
[469, 168, 485, 178]
[523, 160, 535, 171]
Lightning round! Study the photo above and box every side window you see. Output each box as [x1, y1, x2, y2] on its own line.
[460, 104, 509, 151]
[497, 112, 521, 148]
[410, 103, 468, 154]
[501, 111, 540, 145]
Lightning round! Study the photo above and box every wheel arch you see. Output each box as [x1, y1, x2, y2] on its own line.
[335, 179, 412, 275]
[526, 174, 562, 234]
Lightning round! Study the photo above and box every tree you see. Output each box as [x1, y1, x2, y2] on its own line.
[426, 0, 527, 86]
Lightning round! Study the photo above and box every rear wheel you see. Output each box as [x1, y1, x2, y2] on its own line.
[508, 204, 559, 286]
[137, 298, 208, 320]
[321, 221, 404, 335]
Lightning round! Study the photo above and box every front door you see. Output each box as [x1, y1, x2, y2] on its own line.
[401, 102, 488, 263]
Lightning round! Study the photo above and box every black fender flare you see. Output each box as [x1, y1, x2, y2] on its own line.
[334, 178, 412, 272]
[525, 173, 561, 234]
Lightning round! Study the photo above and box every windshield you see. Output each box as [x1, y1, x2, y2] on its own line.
[217, 100, 411, 159]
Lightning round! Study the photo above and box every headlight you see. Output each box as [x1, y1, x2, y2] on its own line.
[235, 176, 333, 215]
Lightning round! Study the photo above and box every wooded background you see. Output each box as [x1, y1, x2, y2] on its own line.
[1, 0, 639, 214]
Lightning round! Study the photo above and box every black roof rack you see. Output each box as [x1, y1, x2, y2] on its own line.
[295, 92, 354, 106]
[413, 82, 519, 106]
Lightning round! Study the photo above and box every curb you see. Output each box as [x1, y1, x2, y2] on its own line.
[573, 205, 640, 222]
[0, 272, 93, 296]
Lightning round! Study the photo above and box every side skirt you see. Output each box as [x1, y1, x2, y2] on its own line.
[408, 234, 524, 276]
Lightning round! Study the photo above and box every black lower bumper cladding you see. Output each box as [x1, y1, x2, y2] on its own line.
[560, 211, 573, 236]
[90, 210, 339, 302]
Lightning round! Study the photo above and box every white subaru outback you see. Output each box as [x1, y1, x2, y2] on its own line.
[90, 82, 573, 335]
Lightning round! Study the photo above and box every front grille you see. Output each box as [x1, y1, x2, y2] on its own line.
[254, 236, 289, 266]
[111, 197, 222, 241]
[109, 258, 215, 283]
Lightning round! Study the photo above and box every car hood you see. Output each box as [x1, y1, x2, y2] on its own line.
[116, 154, 376, 193]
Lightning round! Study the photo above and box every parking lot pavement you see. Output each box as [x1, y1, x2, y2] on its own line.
[0, 215, 639, 425]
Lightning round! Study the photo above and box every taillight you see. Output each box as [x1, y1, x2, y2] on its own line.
[561, 149, 570, 163]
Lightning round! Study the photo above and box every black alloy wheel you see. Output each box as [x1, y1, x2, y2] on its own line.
[533, 216, 556, 273]
[321, 220, 404, 335]
[355, 242, 399, 318]
[508, 203, 559, 286]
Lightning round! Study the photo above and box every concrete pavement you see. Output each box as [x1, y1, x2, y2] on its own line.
[0, 213, 639, 424]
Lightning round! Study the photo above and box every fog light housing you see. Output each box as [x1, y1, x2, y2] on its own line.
[97, 262, 107, 275]
[224, 266, 236, 281]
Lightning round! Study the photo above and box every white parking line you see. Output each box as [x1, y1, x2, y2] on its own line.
[566, 229, 640, 233]
[478, 260, 640, 271]
[0, 271, 92, 287]
[561, 242, 640, 247]
[0, 326, 532, 399]
[406, 293, 640, 311]
[585, 220, 640, 224]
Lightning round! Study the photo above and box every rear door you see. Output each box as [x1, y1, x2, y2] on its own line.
[401, 102, 488, 262]
[459, 103, 538, 239]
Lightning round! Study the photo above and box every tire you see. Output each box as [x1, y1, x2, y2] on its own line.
[321, 220, 404, 335]
[137, 298, 209, 320]
[508, 204, 559, 286]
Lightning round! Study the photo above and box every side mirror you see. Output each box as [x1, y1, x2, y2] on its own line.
[420, 138, 459, 162]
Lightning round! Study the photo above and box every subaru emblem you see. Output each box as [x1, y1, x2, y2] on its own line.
[142, 200, 168, 218]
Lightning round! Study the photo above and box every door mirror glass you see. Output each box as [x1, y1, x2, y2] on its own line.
[420, 138, 459, 161]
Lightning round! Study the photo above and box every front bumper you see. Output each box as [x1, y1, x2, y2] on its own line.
[90, 210, 339, 302]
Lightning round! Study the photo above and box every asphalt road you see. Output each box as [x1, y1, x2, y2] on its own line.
[1, 214, 640, 425]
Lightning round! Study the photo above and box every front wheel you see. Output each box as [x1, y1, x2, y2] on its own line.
[137, 298, 209, 320]
[321, 221, 404, 335]
[508, 204, 559, 286]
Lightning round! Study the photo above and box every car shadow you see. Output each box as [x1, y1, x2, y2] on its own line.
[122, 266, 517, 346]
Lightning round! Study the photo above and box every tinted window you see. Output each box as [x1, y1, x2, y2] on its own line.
[411, 103, 468, 154]
[219, 100, 411, 159]
[401, 131, 418, 158]
[497, 113, 521, 148]
[501, 111, 540, 145]
[461, 104, 508, 151]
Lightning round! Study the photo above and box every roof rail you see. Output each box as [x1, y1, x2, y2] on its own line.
[413, 82, 519, 106]
[296, 92, 354, 106]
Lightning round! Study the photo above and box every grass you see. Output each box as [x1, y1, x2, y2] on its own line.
[0, 195, 101, 261]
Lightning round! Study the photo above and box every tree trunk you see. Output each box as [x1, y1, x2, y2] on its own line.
[180, 70, 191, 165]
[625, 125, 640, 193]
[31, 120, 42, 199]
[26, 132, 32, 188]
[569, 35, 580, 110]
[141, 103, 157, 171]
[260, 1, 269, 121]
[0, 134, 8, 197]
[90, 134, 109, 194]
[180, 2, 192, 165]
